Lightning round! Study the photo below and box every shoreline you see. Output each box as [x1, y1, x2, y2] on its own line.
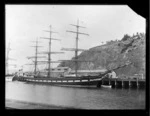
[5, 99, 78, 109]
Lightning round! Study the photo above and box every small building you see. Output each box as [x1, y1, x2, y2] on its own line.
[39, 67, 71, 78]
[108, 71, 118, 78]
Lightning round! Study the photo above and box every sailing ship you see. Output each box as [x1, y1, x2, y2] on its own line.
[13, 21, 131, 87]
[5, 42, 17, 81]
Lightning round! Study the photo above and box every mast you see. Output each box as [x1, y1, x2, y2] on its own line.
[27, 38, 45, 75]
[6, 43, 11, 74]
[48, 25, 52, 77]
[65, 20, 89, 77]
[40, 25, 63, 77]
[6, 42, 16, 74]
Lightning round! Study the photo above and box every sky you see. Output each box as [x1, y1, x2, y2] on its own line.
[5, 5, 146, 72]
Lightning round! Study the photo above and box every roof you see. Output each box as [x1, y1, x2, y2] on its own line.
[70, 69, 107, 73]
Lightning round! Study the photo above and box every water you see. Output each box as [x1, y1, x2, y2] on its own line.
[5, 81, 145, 109]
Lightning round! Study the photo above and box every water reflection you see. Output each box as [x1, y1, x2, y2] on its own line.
[5, 81, 145, 109]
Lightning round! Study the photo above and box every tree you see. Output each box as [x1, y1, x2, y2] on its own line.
[122, 34, 131, 41]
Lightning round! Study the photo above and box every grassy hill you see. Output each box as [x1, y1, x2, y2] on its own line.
[58, 33, 145, 77]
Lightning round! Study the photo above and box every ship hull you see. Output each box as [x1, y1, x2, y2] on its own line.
[5, 75, 15, 82]
[14, 76, 103, 87]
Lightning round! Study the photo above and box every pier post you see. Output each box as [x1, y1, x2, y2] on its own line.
[141, 74, 143, 80]
[129, 80, 131, 88]
[122, 80, 124, 88]
[109, 79, 111, 85]
[115, 79, 117, 88]
[137, 77, 139, 88]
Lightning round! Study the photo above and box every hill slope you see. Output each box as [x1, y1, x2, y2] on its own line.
[58, 33, 145, 77]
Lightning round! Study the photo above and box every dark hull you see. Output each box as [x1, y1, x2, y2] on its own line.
[13, 76, 103, 87]
[6, 75, 15, 81]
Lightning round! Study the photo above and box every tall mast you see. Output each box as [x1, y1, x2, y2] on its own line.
[49, 25, 52, 77]
[66, 20, 89, 77]
[40, 25, 63, 77]
[27, 38, 45, 75]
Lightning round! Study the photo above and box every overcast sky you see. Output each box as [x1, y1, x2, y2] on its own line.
[5, 5, 145, 72]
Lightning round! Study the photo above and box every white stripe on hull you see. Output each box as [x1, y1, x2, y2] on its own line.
[24, 78, 101, 83]
[74, 80, 80, 82]
[68, 80, 73, 82]
[62, 80, 67, 82]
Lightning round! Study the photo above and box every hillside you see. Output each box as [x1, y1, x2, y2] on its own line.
[58, 33, 145, 77]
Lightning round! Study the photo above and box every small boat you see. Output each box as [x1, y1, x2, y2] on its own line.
[101, 85, 112, 88]
[5, 74, 15, 81]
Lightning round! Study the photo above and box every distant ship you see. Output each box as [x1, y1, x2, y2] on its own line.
[13, 21, 131, 87]
[5, 42, 17, 81]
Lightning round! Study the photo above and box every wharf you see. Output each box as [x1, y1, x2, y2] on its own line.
[101, 78, 145, 89]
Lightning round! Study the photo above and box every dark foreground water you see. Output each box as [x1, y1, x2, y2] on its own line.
[5, 81, 145, 109]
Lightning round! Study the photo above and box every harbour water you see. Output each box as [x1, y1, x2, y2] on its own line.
[5, 81, 145, 109]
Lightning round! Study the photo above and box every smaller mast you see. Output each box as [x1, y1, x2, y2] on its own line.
[40, 25, 63, 77]
[6, 42, 16, 74]
[27, 38, 46, 75]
